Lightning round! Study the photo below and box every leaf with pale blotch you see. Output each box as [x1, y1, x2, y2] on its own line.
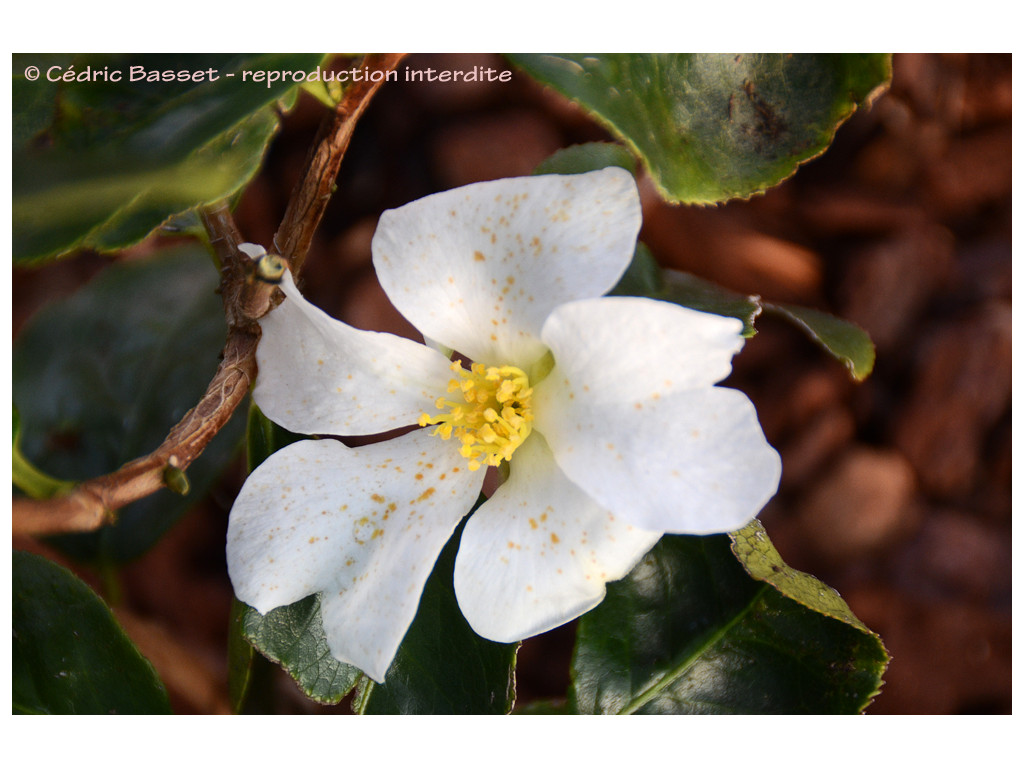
[509, 53, 891, 203]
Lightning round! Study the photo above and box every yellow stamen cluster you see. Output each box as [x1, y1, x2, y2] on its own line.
[419, 361, 534, 471]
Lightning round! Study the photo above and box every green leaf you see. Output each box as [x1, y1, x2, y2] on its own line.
[357, 519, 519, 714]
[611, 261, 761, 338]
[13, 53, 324, 262]
[729, 520, 875, 632]
[571, 532, 888, 714]
[13, 550, 172, 714]
[533, 142, 635, 176]
[612, 261, 874, 376]
[13, 245, 246, 561]
[608, 243, 665, 299]
[239, 594, 363, 705]
[763, 301, 876, 380]
[658, 269, 762, 337]
[227, 597, 257, 713]
[508, 53, 891, 203]
[245, 401, 304, 475]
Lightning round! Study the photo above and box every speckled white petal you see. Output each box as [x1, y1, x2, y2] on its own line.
[371, 168, 641, 370]
[238, 242, 266, 260]
[453, 433, 662, 643]
[532, 294, 777, 532]
[540, 296, 747, 398]
[535, 377, 781, 534]
[226, 429, 484, 683]
[253, 271, 454, 437]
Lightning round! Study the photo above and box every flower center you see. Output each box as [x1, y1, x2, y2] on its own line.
[418, 361, 534, 471]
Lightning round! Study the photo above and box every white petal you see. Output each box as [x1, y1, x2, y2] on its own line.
[254, 271, 454, 436]
[227, 429, 484, 683]
[533, 295, 778, 532]
[535, 376, 781, 533]
[453, 433, 661, 643]
[238, 242, 266, 260]
[540, 296, 746, 397]
[371, 168, 641, 369]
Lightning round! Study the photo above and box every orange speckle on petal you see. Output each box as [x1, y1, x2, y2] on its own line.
[474, 250, 486, 262]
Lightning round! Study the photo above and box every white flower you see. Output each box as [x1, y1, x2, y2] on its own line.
[227, 168, 781, 683]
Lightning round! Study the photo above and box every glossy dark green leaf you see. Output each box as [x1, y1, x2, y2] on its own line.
[12, 245, 246, 561]
[571, 531, 888, 714]
[13, 550, 171, 714]
[533, 142, 635, 177]
[763, 301, 876, 380]
[509, 53, 891, 203]
[357, 519, 519, 714]
[239, 594, 363, 705]
[13, 53, 324, 262]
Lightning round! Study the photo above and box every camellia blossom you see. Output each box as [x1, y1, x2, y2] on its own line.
[227, 168, 781, 683]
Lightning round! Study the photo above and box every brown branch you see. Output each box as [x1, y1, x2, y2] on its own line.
[274, 53, 407, 274]
[13, 208, 259, 536]
[12, 54, 406, 537]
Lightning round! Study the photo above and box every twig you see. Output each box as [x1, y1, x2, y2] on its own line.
[12, 204, 259, 535]
[12, 54, 406, 537]
[273, 53, 407, 274]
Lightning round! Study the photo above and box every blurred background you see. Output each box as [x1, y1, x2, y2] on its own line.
[12, 53, 1012, 714]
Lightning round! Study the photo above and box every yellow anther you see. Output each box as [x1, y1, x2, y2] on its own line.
[420, 360, 534, 470]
